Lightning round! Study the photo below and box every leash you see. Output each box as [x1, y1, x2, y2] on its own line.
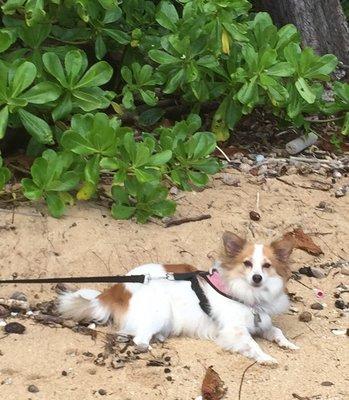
[0, 270, 261, 325]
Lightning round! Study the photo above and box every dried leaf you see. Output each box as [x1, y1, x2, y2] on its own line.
[201, 366, 227, 400]
[283, 228, 323, 256]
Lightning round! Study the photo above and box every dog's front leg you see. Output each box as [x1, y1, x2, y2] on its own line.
[216, 327, 278, 365]
[262, 326, 299, 350]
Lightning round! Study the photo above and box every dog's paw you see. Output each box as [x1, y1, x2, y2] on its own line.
[256, 354, 278, 367]
[279, 340, 299, 350]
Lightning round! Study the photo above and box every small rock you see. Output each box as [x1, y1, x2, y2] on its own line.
[61, 370, 68, 376]
[331, 329, 346, 336]
[166, 376, 173, 382]
[111, 358, 125, 370]
[10, 292, 27, 302]
[286, 166, 298, 175]
[169, 186, 179, 195]
[164, 368, 171, 374]
[222, 173, 241, 187]
[241, 157, 253, 166]
[310, 267, 325, 279]
[62, 319, 76, 329]
[335, 186, 348, 198]
[164, 356, 171, 362]
[257, 165, 268, 175]
[255, 154, 265, 163]
[334, 300, 346, 310]
[239, 163, 251, 173]
[249, 211, 261, 221]
[299, 311, 312, 322]
[28, 384, 39, 393]
[341, 267, 349, 276]
[87, 368, 97, 375]
[0, 319, 6, 327]
[321, 381, 334, 387]
[332, 171, 341, 179]
[267, 169, 278, 177]
[1, 378, 12, 385]
[98, 389, 107, 396]
[0, 306, 9, 318]
[87, 323, 96, 330]
[4, 322, 26, 334]
[310, 302, 324, 310]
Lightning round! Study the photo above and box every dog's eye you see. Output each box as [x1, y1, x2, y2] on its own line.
[263, 263, 271, 269]
[244, 260, 253, 268]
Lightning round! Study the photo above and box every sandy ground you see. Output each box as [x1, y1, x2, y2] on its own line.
[0, 169, 348, 400]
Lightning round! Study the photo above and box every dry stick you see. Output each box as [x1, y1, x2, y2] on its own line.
[163, 214, 211, 228]
[238, 361, 257, 400]
[304, 116, 344, 123]
[275, 177, 297, 188]
[215, 145, 232, 163]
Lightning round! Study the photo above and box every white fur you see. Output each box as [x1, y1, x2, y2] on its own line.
[58, 252, 298, 364]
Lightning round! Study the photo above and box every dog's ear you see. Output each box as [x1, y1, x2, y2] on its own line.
[223, 231, 246, 257]
[270, 237, 294, 263]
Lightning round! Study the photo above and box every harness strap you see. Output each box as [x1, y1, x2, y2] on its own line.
[0, 275, 147, 285]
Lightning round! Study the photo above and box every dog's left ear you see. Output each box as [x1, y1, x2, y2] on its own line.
[223, 231, 246, 257]
[270, 237, 294, 263]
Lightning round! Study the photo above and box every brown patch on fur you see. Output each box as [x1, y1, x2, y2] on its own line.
[264, 245, 292, 282]
[163, 264, 197, 273]
[98, 284, 131, 323]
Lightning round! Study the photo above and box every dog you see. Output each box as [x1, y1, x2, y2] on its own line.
[58, 231, 299, 364]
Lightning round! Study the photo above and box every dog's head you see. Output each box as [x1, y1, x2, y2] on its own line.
[220, 231, 294, 307]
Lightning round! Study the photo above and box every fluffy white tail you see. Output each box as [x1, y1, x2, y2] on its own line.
[58, 289, 111, 324]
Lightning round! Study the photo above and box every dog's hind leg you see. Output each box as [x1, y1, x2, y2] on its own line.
[262, 326, 299, 350]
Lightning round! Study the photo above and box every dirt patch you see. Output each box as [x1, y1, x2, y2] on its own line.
[0, 171, 348, 400]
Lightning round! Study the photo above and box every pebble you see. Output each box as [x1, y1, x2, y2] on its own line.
[0, 319, 6, 327]
[299, 311, 312, 322]
[335, 186, 348, 198]
[241, 157, 254, 166]
[87, 323, 96, 330]
[321, 381, 334, 386]
[10, 292, 27, 302]
[4, 322, 26, 334]
[310, 267, 325, 279]
[1, 378, 12, 385]
[169, 186, 179, 195]
[257, 165, 268, 175]
[87, 368, 97, 375]
[249, 211, 261, 221]
[255, 154, 265, 163]
[164, 368, 171, 374]
[239, 163, 251, 173]
[332, 171, 342, 179]
[222, 173, 241, 187]
[334, 300, 346, 310]
[286, 166, 298, 175]
[341, 267, 349, 276]
[310, 303, 324, 310]
[62, 319, 76, 329]
[0, 306, 9, 318]
[98, 389, 107, 396]
[28, 385, 39, 393]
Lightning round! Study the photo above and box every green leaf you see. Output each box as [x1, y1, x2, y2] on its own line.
[121, 66, 132, 84]
[295, 77, 316, 104]
[75, 61, 113, 89]
[18, 109, 53, 144]
[139, 89, 157, 106]
[42, 52, 67, 87]
[20, 82, 61, 104]
[156, 1, 179, 31]
[0, 106, 9, 139]
[103, 28, 130, 44]
[188, 171, 208, 187]
[10, 61, 36, 97]
[266, 62, 295, 77]
[45, 192, 65, 218]
[148, 50, 179, 65]
[149, 150, 172, 166]
[139, 108, 165, 126]
[52, 93, 72, 121]
[111, 203, 135, 220]
[151, 199, 176, 217]
[0, 29, 15, 53]
[111, 185, 129, 204]
[237, 76, 258, 106]
[21, 178, 43, 200]
[164, 69, 184, 94]
[65, 50, 86, 86]
[134, 145, 151, 167]
[95, 34, 107, 60]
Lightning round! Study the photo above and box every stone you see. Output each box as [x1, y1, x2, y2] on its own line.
[28, 385, 39, 393]
[239, 163, 251, 173]
[257, 165, 268, 175]
[310, 267, 325, 279]
[10, 292, 27, 302]
[98, 389, 107, 396]
[310, 303, 324, 310]
[255, 154, 265, 163]
[62, 319, 76, 329]
[222, 173, 241, 187]
[321, 381, 334, 387]
[334, 300, 346, 310]
[299, 311, 312, 322]
[4, 322, 25, 334]
[333, 171, 342, 179]
[341, 267, 349, 276]
[0, 305, 9, 318]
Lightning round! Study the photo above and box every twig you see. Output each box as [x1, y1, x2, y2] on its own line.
[304, 116, 344, 123]
[291, 277, 313, 291]
[90, 250, 109, 273]
[163, 214, 211, 228]
[256, 192, 260, 212]
[275, 177, 297, 187]
[215, 145, 231, 162]
[238, 361, 257, 400]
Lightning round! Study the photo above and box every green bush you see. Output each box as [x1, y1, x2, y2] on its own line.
[0, 0, 347, 220]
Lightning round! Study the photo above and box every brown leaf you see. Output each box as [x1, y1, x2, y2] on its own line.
[201, 366, 227, 400]
[283, 228, 323, 256]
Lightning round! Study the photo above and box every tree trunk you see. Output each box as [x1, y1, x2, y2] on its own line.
[256, 0, 349, 64]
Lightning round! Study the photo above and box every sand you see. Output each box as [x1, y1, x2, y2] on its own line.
[0, 170, 348, 400]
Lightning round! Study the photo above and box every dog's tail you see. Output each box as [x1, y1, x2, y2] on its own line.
[58, 289, 111, 324]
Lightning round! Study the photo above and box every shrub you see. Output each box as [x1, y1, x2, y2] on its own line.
[0, 0, 346, 220]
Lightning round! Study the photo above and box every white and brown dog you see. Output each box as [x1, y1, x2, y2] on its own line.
[59, 232, 298, 364]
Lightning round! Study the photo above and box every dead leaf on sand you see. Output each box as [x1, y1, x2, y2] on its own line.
[201, 366, 227, 400]
[283, 228, 323, 256]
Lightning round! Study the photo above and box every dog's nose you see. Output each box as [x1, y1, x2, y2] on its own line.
[252, 274, 262, 284]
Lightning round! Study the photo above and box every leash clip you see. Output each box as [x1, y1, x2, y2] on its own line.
[165, 273, 175, 281]
[143, 274, 151, 284]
